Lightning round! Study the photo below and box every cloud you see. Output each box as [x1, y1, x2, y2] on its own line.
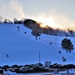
[50, 12, 75, 31]
[0, 0, 25, 21]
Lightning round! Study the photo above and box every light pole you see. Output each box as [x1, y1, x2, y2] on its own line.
[39, 52, 41, 63]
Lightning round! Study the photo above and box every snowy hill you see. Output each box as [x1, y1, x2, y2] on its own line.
[0, 23, 75, 66]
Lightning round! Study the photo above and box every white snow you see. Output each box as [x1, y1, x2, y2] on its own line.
[0, 23, 75, 66]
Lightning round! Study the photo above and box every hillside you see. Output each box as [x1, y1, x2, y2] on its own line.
[0, 23, 75, 66]
[24, 19, 75, 37]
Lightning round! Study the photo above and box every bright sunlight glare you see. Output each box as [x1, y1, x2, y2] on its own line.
[36, 16, 56, 28]
[28, 13, 75, 31]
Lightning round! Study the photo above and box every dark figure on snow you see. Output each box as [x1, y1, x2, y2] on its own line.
[66, 50, 71, 53]
[17, 26, 20, 31]
[69, 50, 71, 53]
[50, 43, 52, 45]
[6, 55, 9, 58]
[62, 56, 66, 62]
[59, 50, 61, 54]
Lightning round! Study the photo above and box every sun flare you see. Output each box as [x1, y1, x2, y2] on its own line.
[28, 13, 75, 31]
[36, 16, 56, 28]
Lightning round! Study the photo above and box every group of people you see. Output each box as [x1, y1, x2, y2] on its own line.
[59, 50, 67, 62]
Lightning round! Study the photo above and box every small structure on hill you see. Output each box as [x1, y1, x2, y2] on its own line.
[45, 61, 51, 67]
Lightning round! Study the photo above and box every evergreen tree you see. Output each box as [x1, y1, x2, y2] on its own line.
[61, 38, 74, 52]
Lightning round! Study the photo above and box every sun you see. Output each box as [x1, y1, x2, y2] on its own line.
[36, 16, 57, 29]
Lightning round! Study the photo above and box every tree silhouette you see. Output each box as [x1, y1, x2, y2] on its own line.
[61, 38, 74, 52]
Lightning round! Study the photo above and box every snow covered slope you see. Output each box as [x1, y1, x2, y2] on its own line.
[0, 23, 75, 66]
